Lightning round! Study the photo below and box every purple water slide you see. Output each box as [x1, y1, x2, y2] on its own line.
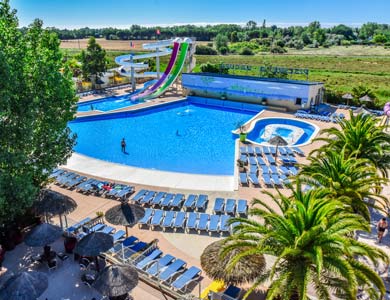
[132, 42, 180, 100]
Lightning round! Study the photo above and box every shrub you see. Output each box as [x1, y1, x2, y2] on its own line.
[200, 62, 228, 74]
[270, 45, 287, 54]
[240, 47, 254, 55]
[195, 45, 217, 55]
[219, 46, 228, 55]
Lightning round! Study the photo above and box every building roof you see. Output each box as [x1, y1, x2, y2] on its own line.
[183, 72, 323, 86]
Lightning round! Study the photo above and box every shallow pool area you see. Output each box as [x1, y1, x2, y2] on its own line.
[70, 97, 264, 175]
[77, 92, 140, 112]
[246, 117, 318, 146]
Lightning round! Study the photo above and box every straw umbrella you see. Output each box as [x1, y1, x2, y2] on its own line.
[93, 264, 138, 300]
[268, 135, 288, 159]
[342, 93, 354, 105]
[0, 271, 48, 300]
[33, 189, 77, 228]
[105, 203, 145, 236]
[200, 240, 266, 285]
[24, 223, 63, 248]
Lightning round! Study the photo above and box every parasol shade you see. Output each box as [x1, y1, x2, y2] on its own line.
[0, 271, 48, 300]
[75, 232, 113, 257]
[24, 223, 63, 247]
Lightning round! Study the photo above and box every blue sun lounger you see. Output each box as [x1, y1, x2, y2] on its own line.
[158, 259, 186, 283]
[262, 146, 271, 155]
[225, 199, 236, 215]
[186, 212, 198, 232]
[239, 146, 248, 155]
[224, 285, 242, 300]
[150, 209, 164, 229]
[248, 173, 260, 186]
[213, 198, 225, 214]
[269, 146, 277, 155]
[173, 211, 187, 229]
[266, 154, 276, 164]
[110, 235, 138, 253]
[288, 155, 297, 164]
[269, 165, 278, 174]
[285, 147, 294, 155]
[255, 147, 262, 156]
[100, 225, 115, 234]
[132, 189, 148, 203]
[278, 147, 287, 156]
[162, 211, 176, 229]
[236, 199, 248, 216]
[140, 191, 156, 205]
[239, 172, 248, 186]
[49, 168, 65, 179]
[280, 155, 290, 164]
[261, 165, 270, 175]
[66, 217, 91, 234]
[105, 185, 121, 198]
[279, 166, 290, 176]
[145, 254, 175, 276]
[195, 194, 208, 211]
[57, 172, 76, 185]
[150, 192, 166, 207]
[292, 147, 304, 156]
[161, 193, 174, 208]
[197, 213, 209, 231]
[138, 208, 153, 228]
[136, 249, 163, 270]
[239, 154, 247, 164]
[262, 173, 273, 186]
[288, 166, 298, 176]
[248, 156, 257, 165]
[171, 266, 202, 292]
[90, 223, 104, 232]
[170, 194, 184, 209]
[75, 178, 95, 191]
[220, 215, 231, 233]
[256, 156, 266, 165]
[247, 146, 255, 156]
[116, 186, 134, 199]
[122, 241, 149, 261]
[65, 176, 86, 188]
[208, 215, 220, 232]
[280, 174, 291, 185]
[183, 194, 197, 210]
[111, 230, 126, 243]
[271, 174, 283, 187]
[249, 164, 258, 175]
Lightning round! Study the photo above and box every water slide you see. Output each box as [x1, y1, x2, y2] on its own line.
[142, 41, 190, 100]
[131, 41, 180, 100]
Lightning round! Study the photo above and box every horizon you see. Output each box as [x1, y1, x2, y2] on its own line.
[11, 0, 390, 29]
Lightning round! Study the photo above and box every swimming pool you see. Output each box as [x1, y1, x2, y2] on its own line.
[246, 118, 319, 146]
[77, 92, 140, 112]
[69, 97, 263, 175]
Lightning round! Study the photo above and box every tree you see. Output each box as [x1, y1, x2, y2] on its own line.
[230, 31, 239, 43]
[299, 149, 386, 220]
[80, 37, 108, 88]
[0, 1, 77, 224]
[373, 33, 388, 44]
[214, 33, 229, 52]
[246, 20, 257, 30]
[223, 184, 389, 300]
[315, 111, 390, 177]
[195, 45, 217, 55]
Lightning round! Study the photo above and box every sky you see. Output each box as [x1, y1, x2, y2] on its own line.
[11, 0, 390, 29]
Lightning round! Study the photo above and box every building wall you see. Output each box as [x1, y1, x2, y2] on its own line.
[182, 73, 324, 111]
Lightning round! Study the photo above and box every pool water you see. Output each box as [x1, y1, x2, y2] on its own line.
[77, 92, 140, 112]
[274, 127, 293, 137]
[69, 98, 260, 175]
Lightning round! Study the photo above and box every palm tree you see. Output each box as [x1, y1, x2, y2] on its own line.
[314, 110, 390, 178]
[299, 149, 387, 220]
[222, 183, 389, 300]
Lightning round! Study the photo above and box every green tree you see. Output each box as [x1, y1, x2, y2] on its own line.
[299, 149, 386, 220]
[373, 33, 388, 44]
[214, 33, 229, 52]
[246, 20, 257, 30]
[230, 31, 239, 43]
[0, 1, 77, 224]
[80, 37, 108, 88]
[223, 185, 389, 299]
[315, 111, 390, 177]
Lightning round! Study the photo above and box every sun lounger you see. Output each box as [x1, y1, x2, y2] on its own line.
[262, 173, 273, 186]
[280, 174, 291, 185]
[186, 212, 198, 232]
[197, 213, 209, 231]
[266, 154, 275, 164]
[262, 146, 271, 155]
[239, 172, 248, 186]
[150, 209, 164, 229]
[171, 266, 202, 292]
[278, 147, 287, 156]
[285, 147, 294, 155]
[65, 176, 87, 188]
[66, 217, 91, 234]
[269, 146, 276, 156]
[220, 215, 231, 233]
[254, 147, 262, 156]
[195, 194, 208, 211]
[49, 168, 65, 179]
[248, 156, 257, 165]
[131, 189, 148, 203]
[288, 166, 298, 176]
[122, 236, 139, 247]
[111, 230, 126, 243]
[140, 191, 156, 205]
[170, 194, 184, 209]
[261, 165, 270, 175]
[269, 165, 278, 174]
[75, 178, 95, 191]
[288, 155, 297, 164]
[135, 249, 163, 270]
[105, 185, 122, 198]
[56, 172, 75, 185]
[248, 173, 260, 186]
[256, 156, 266, 165]
[150, 192, 166, 207]
[249, 164, 258, 175]
[121, 241, 149, 261]
[138, 208, 153, 227]
[116, 186, 134, 199]
[247, 145, 255, 156]
[183, 194, 197, 211]
[90, 223, 104, 232]
[280, 155, 290, 164]
[110, 235, 138, 253]
[173, 211, 187, 229]
[213, 198, 225, 214]
[239, 146, 248, 155]
[279, 166, 290, 176]
[292, 147, 304, 156]
[160, 193, 174, 208]
[162, 211, 176, 230]
[158, 259, 186, 283]
[145, 254, 175, 276]
[236, 199, 248, 216]
[239, 154, 247, 164]
[100, 226, 115, 234]
[271, 174, 283, 187]
[208, 215, 220, 232]
[225, 199, 236, 215]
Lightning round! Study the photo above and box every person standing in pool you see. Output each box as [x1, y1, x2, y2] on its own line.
[121, 138, 126, 153]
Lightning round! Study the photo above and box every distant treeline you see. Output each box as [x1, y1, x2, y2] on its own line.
[28, 21, 390, 46]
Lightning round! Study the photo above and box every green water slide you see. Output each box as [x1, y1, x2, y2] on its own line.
[144, 42, 190, 100]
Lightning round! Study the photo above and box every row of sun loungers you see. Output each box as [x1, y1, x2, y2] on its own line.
[240, 145, 304, 158]
[132, 190, 208, 211]
[213, 198, 248, 216]
[138, 208, 233, 234]
[50, 169, 135, 200]
[110, 235, 202, 293]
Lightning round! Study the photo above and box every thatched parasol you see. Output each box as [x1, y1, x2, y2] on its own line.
[92, 264, 138, 297]
[105, 203, 145, 236]
[33, 189, 77, 216]
[24, 223, 63, 247]
[268, 135, 288, 158]
[359, 95, 373, 102]
[0, 271, 48, 300]
[75, 232, 114, 257]
[342, 93, 353, 100]
[200, 240, 266, 285]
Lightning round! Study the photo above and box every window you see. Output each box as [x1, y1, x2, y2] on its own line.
[295, 98, 302, 105]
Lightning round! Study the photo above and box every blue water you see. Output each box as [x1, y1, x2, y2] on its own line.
[246, 118, 316, 145]
[69, 98, 259, 175]
[77, 93, 140, 112]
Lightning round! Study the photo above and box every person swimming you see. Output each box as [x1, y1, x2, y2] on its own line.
[176, 130, 180, 136]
